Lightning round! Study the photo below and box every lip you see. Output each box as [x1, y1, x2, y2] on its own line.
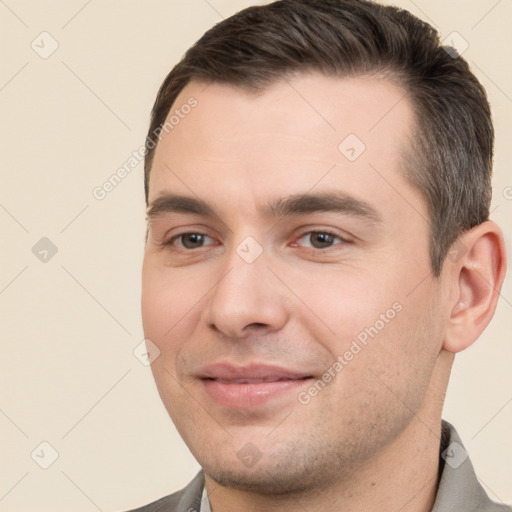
[197, 363, 314, 409]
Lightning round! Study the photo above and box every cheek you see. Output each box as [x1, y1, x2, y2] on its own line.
[141, 259, 204, 353]
[295, 266, 437, 393]
[284, 264, 402, 348]
[361, 289, 442, 413]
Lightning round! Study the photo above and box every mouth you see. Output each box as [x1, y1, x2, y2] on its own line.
[197, 363, 315, 409]
[208, 377, 311, 384]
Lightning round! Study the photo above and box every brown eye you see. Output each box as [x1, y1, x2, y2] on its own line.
[297, 231, 344, 249]
[170, 233, 215, 249]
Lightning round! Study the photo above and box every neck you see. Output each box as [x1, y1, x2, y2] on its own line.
[206, 350, 453, 512]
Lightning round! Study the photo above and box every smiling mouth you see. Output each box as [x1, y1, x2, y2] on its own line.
[200, 374, 314, 408]
[194, 361, 317, 408]
[206, 376, 312, 384]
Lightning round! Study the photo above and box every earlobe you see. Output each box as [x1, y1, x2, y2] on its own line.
[442, 221, 507, 354]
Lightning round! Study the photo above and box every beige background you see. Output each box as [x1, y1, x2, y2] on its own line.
[0, 1, 511, 510]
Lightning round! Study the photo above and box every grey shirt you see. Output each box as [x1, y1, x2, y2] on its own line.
[128, 420, 511, 511]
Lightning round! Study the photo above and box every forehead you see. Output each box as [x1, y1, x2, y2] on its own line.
[154, 72, 414, 159]
[148, 72, 425, 226]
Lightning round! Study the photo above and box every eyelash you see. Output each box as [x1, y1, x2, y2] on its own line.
[164, 229, 349, 251]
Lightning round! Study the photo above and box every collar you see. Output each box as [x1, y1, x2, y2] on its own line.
[201, 484, 212, 512]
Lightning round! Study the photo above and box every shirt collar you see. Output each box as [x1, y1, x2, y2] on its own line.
[201, 484, 212, 512]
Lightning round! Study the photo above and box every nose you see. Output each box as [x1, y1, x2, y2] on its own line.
[202, 246, 290, 340]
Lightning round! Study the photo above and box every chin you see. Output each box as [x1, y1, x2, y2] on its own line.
[198, 436, 345, 497]
[204, 463, 315, 496]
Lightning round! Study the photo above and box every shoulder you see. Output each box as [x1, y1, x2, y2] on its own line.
[433, 421, 511, 512]
[125, 471, 205, 512]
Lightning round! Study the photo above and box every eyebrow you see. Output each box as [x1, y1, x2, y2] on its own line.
[146, 192, 383, 225]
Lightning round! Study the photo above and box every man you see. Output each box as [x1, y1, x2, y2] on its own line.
[132, 0, 509, 510]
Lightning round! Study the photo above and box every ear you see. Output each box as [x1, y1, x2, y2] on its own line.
[443, 221, 507, 353]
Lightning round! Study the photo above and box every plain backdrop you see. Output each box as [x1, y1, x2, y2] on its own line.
[1, 1, 511, 510]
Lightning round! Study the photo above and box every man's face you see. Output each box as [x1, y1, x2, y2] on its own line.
[142, 73, 447, 493]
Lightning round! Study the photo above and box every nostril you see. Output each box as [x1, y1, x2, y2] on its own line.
[248, 322, 267, 329]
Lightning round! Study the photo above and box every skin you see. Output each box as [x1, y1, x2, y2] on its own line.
[141, 72, 507, 511]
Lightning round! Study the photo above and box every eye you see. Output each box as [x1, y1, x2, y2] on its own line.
[164, 230, 347, 251]
[296, 231, 346, 250]
[168, 232, 216, 249]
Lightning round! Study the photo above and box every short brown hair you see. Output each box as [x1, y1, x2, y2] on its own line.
[144, 0, 494, 277]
